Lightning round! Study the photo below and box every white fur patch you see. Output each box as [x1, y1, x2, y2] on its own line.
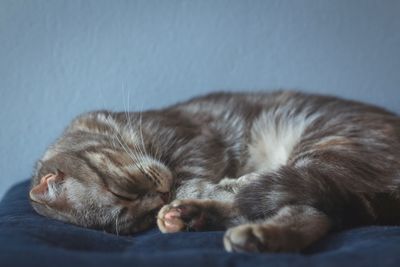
[294, 157, 312, 168]
[244, 110, 319, 174]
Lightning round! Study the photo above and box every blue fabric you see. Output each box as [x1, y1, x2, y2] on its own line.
[1, 181, 400, 267]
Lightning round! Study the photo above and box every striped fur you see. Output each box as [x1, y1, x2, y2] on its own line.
[30, 91, 400, 252]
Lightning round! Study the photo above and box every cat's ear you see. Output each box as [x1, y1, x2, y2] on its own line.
[29, 170, 65, 204]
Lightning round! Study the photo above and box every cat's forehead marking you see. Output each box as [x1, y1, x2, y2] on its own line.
[70, 112, 140, 144]
[96, 113, 119, 129]
[85, 151, 123, 172]
[97, 113, 141, 143]
[84, 150, 142, 179]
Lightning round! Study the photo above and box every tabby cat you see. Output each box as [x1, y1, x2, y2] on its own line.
[30, 91, 400, 253]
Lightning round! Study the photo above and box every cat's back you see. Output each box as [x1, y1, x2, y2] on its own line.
[169, 90, 398, 123]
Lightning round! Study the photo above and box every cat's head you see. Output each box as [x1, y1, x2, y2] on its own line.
[29, 112, 173, 234]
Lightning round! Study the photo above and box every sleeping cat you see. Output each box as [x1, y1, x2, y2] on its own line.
[29, 91, 400, 253]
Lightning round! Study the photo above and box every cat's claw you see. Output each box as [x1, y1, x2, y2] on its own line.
[157, 200, 205, 233]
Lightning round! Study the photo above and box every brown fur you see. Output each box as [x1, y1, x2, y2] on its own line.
[30, 91, 400, 252]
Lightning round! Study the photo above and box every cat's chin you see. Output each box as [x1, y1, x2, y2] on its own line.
[30, 201, 73, 224]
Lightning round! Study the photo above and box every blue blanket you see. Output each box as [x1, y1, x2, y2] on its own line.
[1, 181, 400, 267]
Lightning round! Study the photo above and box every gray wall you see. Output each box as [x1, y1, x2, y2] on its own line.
[1, 0, 399, 198]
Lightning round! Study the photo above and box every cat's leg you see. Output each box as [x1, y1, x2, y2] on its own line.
[157, 173, 260, 233]
[157, 199, 242, 233]
[223, 145, 394, 252]
[217, 172, 262, 193]
[223, 205, 331, 252]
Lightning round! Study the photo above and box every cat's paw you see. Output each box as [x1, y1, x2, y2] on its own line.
[157, 200, 206, 233]
[223, 224, 298, 253]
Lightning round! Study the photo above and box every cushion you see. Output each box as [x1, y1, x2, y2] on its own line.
[1, 180, 400, 267]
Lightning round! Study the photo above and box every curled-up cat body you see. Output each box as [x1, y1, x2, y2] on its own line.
[30, 91, 400, 252]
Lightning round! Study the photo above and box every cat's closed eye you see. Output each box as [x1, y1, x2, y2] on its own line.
[109, 190, 138, 202]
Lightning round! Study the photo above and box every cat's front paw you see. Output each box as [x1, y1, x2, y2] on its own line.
[157, 200, 206, 233]
[223, 224, 299, 253]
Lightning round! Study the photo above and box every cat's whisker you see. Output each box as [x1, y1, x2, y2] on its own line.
[97, 87, 130, 158]
[121, 89, 164, 167]
[102, 112, 145, 170]
[123, 87, 141, 153]
[150, 131, 163, 163]
[123, 94, 141, 156]
[115, 213, 120, 236]
[98, 85, 145, 168]
[125, 99, 148, 163]
[115, 133, 144, 170]
[138, 110, 148, 156]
